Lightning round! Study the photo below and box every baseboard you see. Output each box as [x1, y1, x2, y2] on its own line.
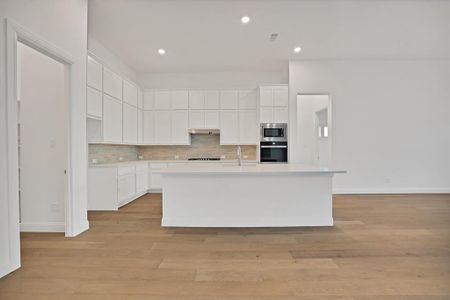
[333, 187, 450, 194]
[20, 222, 65, 232]
[0, 262, 20, 279]
[147, 188, 162, 193]
[162, 217, 333, 228]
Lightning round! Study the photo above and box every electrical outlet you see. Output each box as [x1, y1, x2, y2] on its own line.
[221, 155, 226, 159]
[138, 155, 143, 160]
[174, 155, 179, 159]
[92, 158, 97, 164]
[243, 155, 248, 159]
[119, 157, 123, 161]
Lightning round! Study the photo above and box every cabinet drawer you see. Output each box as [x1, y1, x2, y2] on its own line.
[118, 166, 135, 176]
[135, 164, 148, 172]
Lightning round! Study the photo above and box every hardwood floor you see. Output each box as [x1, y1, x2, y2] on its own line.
[1, 193, 450, 299]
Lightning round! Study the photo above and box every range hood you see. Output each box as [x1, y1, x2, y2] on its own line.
[188, 129, 220, 135]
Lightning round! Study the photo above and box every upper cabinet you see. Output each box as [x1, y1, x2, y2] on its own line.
[171, 90, 189, 109]
[143, 91, 154, 110]
[154, 91, 171, 110]
[87, 87, 102, 119]
[238, 90, 257, 109]
[87, 56, 102, 91]
[103, 94, 122, 143]
[103, 68, 122, 100]
[189, 90, 204, 109]
[220, 90, 239, 109]
[258, 85, 289, 123]
[204, 90, 220, 109]
[123, 80, 138, 107]
[171, 110, 190, 145]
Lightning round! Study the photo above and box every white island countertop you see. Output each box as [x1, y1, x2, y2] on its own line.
[160, 163, 346, 175]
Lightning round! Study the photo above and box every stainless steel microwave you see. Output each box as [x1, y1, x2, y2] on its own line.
[260, 123, 287, 142]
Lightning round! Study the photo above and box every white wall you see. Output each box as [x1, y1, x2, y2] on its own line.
[289, 60, 450, 193]
[18, 42, 66, 232]
[0, 0, 89, 277]
[88, 35, 139, 83]
[139, 71, 287, 90]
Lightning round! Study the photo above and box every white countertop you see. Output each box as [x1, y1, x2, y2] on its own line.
[160, 163, 346, 175]
[88, 159, 258, 168]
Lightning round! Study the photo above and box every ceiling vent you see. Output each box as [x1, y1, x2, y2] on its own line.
[269, 33, 278, 42]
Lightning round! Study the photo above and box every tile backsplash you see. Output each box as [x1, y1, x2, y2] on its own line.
[88, 144, 138, 164]
[139, 135, 257, 160]
[88, 135, 257, 164]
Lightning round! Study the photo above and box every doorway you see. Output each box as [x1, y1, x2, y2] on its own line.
[17, 42, 67, 232]
[296, 94, 332, 166]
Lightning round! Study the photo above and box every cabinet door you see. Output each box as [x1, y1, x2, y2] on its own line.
[273, 86, 288, 107]
[260, 107, 273, 123]
[143, 91, 154, 110]
[259, 87, 273, 107]
[239, 110, 257, 144]
[171, 110, 189, 145]
[103, 95, 122, 142]
[239, 90, 257, 109]
[123, 103, 138, 143]
[205, 110, 220, 129]
[87, 56, 102, 91]
[123, 80, 138, 106]
[118, 174, 136, 203]
[171, 90, 189, 109]
[137, 109, 143, 144]
[189, 110, 205, 129]
[137, 89, 143, 109]
[273, 107, 289, 123]
[220, 90, 239, 109]
[154, 110, 171, 144]
[143, 110, 154, 144]
[220, 110, 239, 144]
[154, 91, 171, 110]
[103, 68, 122, 100]
[189, 90, 204, 109]
[87, 87, 102, 118]
[136, 171, 148, 193]
[204, 90, 220, 109]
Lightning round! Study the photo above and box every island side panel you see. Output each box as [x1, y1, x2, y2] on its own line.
[161, 173, 333, 227]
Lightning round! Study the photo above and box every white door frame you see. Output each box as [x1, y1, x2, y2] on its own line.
[1, 18, 77, 277]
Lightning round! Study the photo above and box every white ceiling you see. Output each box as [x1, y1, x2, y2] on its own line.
[88, 0, 450, 73]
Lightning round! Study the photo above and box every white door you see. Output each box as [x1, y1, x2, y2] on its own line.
[220, 110, 239, 144]
[143, 110, 155, 144]
[154, 111, 171, 144]
[123, 103, 138, 144]
[103, 94, 123, 143]
[18, 42, 67, 232]
[239, 90, 257, 109]
[171, 110, 190, 144]
[239, 110, 257, 144]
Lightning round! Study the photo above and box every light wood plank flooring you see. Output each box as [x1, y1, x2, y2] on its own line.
[1, 193, 450, 299]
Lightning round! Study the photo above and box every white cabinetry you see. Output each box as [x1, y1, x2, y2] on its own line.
[189, 110, 205, 128]
[143, 110, 154, 143]
[87, 87, 102, 118]
[205, 110, 220, 129]
[123, 103, 138, 144]
[103, 68, 122, 100]
[123, 80, 138, 106]
[239, 90, 257, 109]
[220, 110, 239, 144]
[171, 91, 189, 109]
[143, 91, 154, 110]
[88, 162, 148, 211]
[148, 163, 166, 191]
[87, 56, 102, 91]
[154, 91, 171, 110]
[259, 85, 289, 123]
[189, 90, 204, 109]
[103, 94, 122, 143]
[239, 110, 258, 144]
[171, 110, 190, 145]
[220, 90, 239, 109]
[154, 111, 171, 144]
[204, 90, 220, 109]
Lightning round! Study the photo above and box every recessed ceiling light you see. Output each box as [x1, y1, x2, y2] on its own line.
[158, 48, 166, 55]
[241, 16, 250, 24]
[294, 46, 302, 53]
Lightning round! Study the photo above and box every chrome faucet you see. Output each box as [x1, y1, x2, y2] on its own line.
[237, 145, 242, 166]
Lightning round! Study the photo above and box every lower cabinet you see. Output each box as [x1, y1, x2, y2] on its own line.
[88, 162, 149, 210]
[148, 163, 167, 191]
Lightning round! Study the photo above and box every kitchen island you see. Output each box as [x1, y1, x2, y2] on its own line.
[160, 163, 345, 227]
